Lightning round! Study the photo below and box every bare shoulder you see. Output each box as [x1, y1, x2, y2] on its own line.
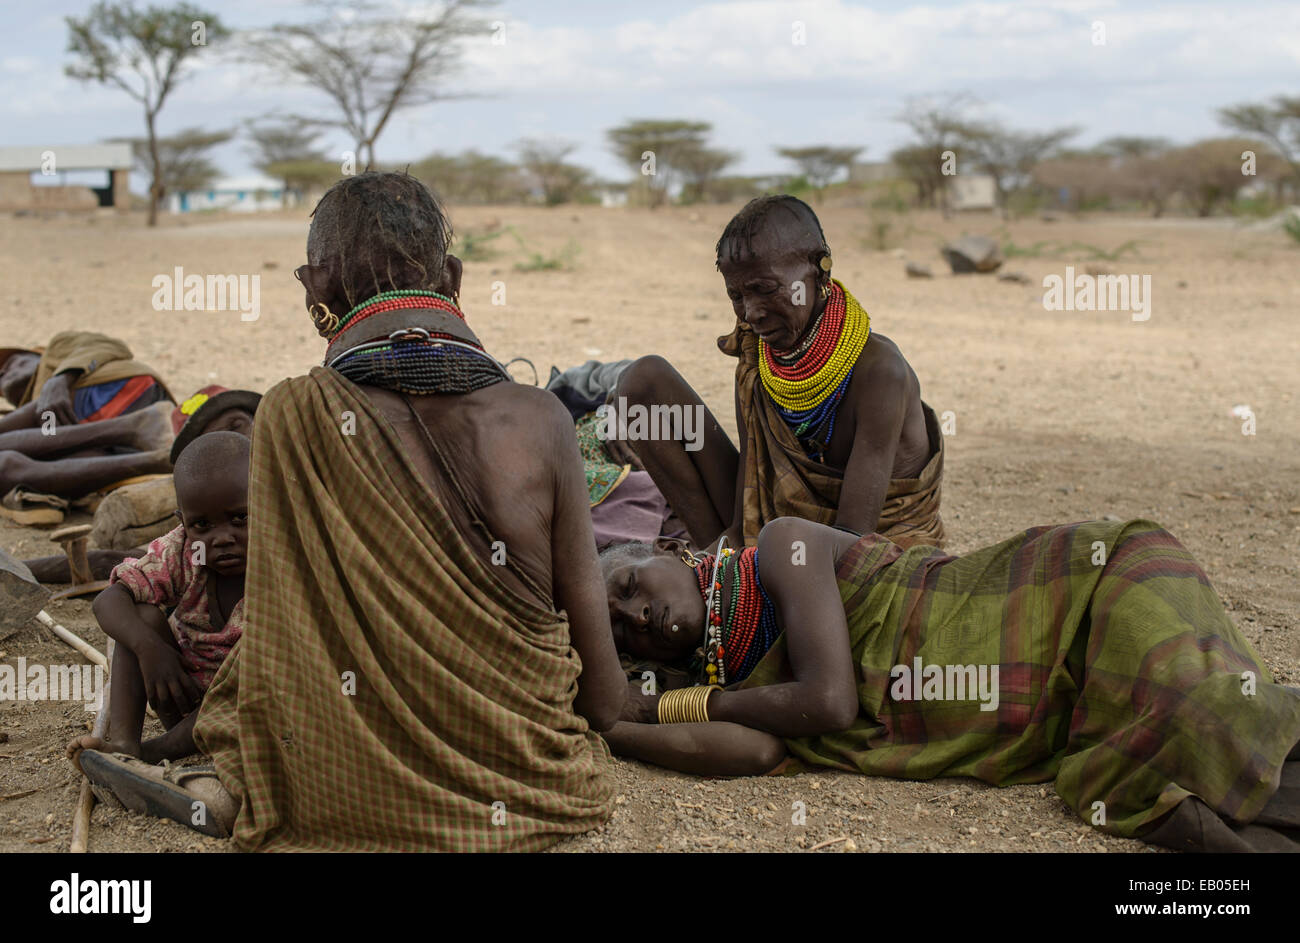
[855, 332, 913, 388]
[757, 517, 832, 571]
[475, 383, 578, 456]
[482, 383, 572, 429]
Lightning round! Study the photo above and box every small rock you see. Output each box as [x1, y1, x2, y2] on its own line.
[940, 235, 1003, 274]
[997, 271, 1030, 284]
[0, 732, 8, 744]
[1103, 514, 1121, 522]
[262, 261, 278, 270]
[1176, 280, 1187, 288]
[904, 261, 933, 279]
[843, 838, 858, 852]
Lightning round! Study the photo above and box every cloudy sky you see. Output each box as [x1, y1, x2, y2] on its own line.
[3, 0, 1297, 190]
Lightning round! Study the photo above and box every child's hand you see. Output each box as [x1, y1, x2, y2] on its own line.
[137, 642, 202, 717]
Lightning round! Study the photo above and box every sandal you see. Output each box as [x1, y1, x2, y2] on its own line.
[78, 750, 234, 838]
[0, 486, 67, 527]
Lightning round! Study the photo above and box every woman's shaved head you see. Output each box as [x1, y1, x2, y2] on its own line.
[307, 171, 455, 311]
[716, 194, 828, 268]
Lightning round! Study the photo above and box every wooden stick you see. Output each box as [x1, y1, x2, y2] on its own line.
[35, 611, 108, 669]
[809, 835, 850, 852]
[70, 638, 113, 854]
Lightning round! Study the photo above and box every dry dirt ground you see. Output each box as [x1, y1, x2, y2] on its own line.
[0, 202, 1296, 853]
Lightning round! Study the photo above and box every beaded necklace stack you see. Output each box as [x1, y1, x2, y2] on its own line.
[757, 280, 870, 462]
[694, 544, 781, 685]
[324, 290, 511, 395]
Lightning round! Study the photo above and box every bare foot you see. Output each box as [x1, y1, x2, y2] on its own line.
[128, 402, 176, 454]
[66, 734, 140, 773]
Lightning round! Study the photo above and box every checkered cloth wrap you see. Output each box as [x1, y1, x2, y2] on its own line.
[718, 283, 945, 550]
[741, 520, 1300, 838]
[193, 367, 613, 851]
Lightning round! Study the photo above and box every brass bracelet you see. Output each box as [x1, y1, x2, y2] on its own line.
[657, 684, 721, 724]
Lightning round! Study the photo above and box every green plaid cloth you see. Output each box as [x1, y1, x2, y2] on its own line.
[743, 520, 1300, 838]
[193, 367, 613, 851]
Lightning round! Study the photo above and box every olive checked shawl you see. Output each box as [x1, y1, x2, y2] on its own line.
[193, 367, 613, 852]
[718, 284, 944, 550]
[743, 520, 1300, 840]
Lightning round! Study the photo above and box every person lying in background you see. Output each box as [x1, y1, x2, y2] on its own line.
[598, 516, 1300, 852]
[0, 333, 174, 515]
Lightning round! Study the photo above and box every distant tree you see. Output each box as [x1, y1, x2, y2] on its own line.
[65, 1, 229, 225]
[410, 151, 529, 205]
[247, 120, 336, 206]
[1218, 96, 1300, 185]
[119, 127, 233, 196]
[606, 119, 713, 207]
[243, 0, 491, 168]
[677, 147, 738, 203]
[893, 95, 978, 215]
[1032, 152, 1117, 213]
[513, 139, 592, 205]
[1166, 137, 1285, 216]
[959, 123, 1078, 216]
[1096, 136, 1172, 159]
[774, 146, 863, 193]
[889, 144, 948, 210]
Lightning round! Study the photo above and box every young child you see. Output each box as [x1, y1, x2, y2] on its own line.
[67, 431, 250, 766]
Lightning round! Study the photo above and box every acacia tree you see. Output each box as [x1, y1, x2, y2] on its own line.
[513, 139, 592, 205]
[677, 147, 738, 203]
[118, 127, 233, 196]
[1219, 96, 1300, 186]
[606, 119, 713, 207]
[66, 2, 228, 225]
[958, 123, 1078, 217]
[1167, 137, 1284, 216]
[893, 95, 978, 216]
[243, 0, 490, 169]
[247, 120, 337, 206]
[774, 146, 863, 193]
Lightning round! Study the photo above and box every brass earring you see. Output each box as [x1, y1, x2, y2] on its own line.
[680, 549, 700, 568]
[310, 302, 339, 335]
[819, 254, 833, 273]
[820, 281, 832, 299]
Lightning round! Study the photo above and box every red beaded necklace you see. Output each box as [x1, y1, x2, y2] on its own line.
[761, 284, 847, 382]
[694, 546, 779, 684]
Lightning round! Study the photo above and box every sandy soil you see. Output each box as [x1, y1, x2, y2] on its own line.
[1, 202, 1296, 853]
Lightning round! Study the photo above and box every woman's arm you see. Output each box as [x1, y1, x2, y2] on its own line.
[549, 402, 627, 732]
[602, 720, 787, 776]
[706, 517, 860, 738]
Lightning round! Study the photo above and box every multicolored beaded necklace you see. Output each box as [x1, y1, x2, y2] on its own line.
[325, 291, 510, 396]
[694, 542, 781, 685]
[758, 280, 870, 462]
[325, 289, 465, 344]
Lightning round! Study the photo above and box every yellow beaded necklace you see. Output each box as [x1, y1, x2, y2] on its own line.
[758, 280, 870, 412]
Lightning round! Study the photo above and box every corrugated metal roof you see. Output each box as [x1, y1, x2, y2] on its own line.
[0, 143, 134, 172]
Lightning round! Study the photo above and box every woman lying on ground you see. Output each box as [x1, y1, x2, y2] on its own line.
[599, 516, 1300, 852]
